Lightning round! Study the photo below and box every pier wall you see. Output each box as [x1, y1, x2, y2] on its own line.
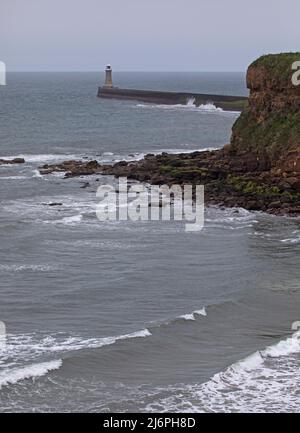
[97, 87, 248, 111]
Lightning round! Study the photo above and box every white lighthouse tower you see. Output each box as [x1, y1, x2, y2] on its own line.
[104, 64, 113, 88]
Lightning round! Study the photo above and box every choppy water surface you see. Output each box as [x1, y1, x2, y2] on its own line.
[0, 73, 299, 412]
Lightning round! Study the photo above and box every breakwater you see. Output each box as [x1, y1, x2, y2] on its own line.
[97, 87, 248, 111]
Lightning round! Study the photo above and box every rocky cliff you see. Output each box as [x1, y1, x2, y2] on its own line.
[230, 53, 300, 173]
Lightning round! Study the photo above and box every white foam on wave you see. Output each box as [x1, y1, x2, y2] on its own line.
[252, 226, 300, 245]
[0, 328, 151, 390]
[179, 308, 207, 321]
[102, 146, 220, 164]
[0, 264, 56, 273]
[0, 360, 62, 389]
[194, 307, 207, 317]
[281, 231, 300, 245]
[0, 175, 28, 180]
[61, 214, 83, 225]
[32, 169, 43, 178]
[136, 101, 240, 115]
[231, 351, 264, 372]
[153, 147, 218, 155]
[3, 193, 99, 228]
[213, 329, 300, 379]
[179, 314, 196, 321]
[0, 154, 79, 164]
[100, 152, 146, 163]
[205, 206, 258, 231]
[43, 214, 84, 226]
[186, 97, 196, 107]
[198, 103, 223, 112]
[263, 330, 300, 358]
[122, 147, 218, 166]
[145, 329, 300, 413]
[198, 102, 240, 115]
[39, 329, 152, 353]
[1, 329, 152, 367]
[43, 216, 82, 226]
[136, 101, 203, 111]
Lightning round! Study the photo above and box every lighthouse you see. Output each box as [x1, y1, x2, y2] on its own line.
[104, 64, 113, 88]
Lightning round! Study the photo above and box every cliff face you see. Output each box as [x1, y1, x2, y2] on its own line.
[230, 53, 300, 172]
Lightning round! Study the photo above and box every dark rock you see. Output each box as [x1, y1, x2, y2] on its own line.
[43, 202, 63, 207]
[285, 177, 300, 191]
[12, 158, 26, 164]
[246, 200, 260, 210]
[268, 201, 282, 209]
[80, 182, 91, 189]
[86, 160, 100, 169]
[278, 181, 292, 190]
[0, 157, 25, 165]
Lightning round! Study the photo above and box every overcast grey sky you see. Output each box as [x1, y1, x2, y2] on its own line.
[1, 0, 299, 71]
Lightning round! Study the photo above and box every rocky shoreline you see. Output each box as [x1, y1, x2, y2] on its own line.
[38, 148, 300, 216]
[115, 150, 300, 215]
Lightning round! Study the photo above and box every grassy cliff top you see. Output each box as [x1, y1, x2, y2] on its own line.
[250, 52, 300, 71]
[247, 52, 300, 90]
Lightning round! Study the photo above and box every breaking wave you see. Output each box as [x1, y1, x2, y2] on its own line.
[0, 154, 79, 164]
[145, 330, 300, 413]
[136, 100, 240, 115]
[0, 329, 152, 390]
[0, 360, 62, 389]
[179, 308, 207, 321]
[0, 329, 152, 367]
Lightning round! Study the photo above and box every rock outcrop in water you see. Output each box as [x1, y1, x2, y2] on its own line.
[0, 158, 25, 165]
[39, 53, 300, 216]
[39, 160, 101, 177]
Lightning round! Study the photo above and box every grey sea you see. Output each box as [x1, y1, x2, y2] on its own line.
[0, 72, 299, 412]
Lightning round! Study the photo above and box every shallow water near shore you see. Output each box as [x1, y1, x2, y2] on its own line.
[0, 72, 300, 412]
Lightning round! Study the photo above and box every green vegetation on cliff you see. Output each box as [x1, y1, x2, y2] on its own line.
[231, 110, 300, 161]
[231, 52, 300, 166]
[250, 52, 300, 85]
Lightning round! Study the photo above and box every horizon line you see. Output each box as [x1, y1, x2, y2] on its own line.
[6, 70, 245, 74]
